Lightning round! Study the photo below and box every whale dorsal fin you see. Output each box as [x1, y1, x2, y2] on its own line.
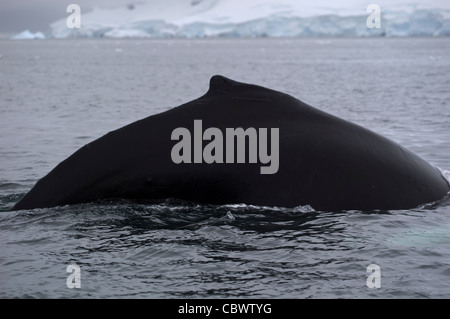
[208, 75, 240, 92]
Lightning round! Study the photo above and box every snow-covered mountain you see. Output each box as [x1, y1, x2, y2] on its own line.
[46, 0, 450, 38]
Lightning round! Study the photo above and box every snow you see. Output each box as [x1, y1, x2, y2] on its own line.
[27, 0, 450, 38]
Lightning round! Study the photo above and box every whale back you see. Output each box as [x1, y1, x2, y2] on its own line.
[13, 75, 450, 211]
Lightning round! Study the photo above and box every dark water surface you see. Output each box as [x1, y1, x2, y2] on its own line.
[0, 38, 449, 298]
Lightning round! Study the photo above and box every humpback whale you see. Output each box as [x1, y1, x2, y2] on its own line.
[13, 75, 450, 211]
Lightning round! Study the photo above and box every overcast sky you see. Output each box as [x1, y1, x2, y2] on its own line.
[0, 0, 129, 34]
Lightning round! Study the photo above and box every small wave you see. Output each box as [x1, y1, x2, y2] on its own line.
[219, 203, 315, 214]
[437, 167, 450, 188]
[0, 193, 24, 212]
[0, 182, 23, 189]
[0, 198, 320, 233]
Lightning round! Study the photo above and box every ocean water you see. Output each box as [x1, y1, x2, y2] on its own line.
[0, 38, 449, 299]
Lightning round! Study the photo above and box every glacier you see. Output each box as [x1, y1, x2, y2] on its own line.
[11, 30, 46, 40]
[36, 0, 450, 38]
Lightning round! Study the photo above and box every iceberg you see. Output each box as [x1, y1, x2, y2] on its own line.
[48, 0, 450, 38]
[11, 30, 46, 40]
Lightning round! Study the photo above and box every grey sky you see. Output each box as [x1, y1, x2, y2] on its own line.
[0, 0, 129, 34]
